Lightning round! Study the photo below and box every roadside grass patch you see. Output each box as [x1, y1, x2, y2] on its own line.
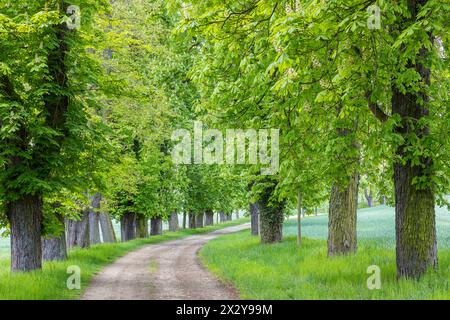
[0, 218, 248, 300]
[200, 232, 450, 300]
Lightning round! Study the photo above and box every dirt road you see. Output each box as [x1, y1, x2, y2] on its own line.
[81, 223, 250, 300]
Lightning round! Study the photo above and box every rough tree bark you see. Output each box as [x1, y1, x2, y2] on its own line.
[7, 195, 43, 271]
[195, 213, 204, 228]
[42, 212, 67, 261]
[188, 211, 196, 229]
[226, 213, 232, 221]
[328, 171, 359, 256]
[259, 181, 285, 244]
[391, 9, 437, 277]
[99, 212, 116, 243]
[182, 212, 187, 229]
[168, 210, 179, 232]
[120, 212, 136, 241]
[297, 191, 302, 246]
[89, 192, 102, 245]
[219, 211, 226, 223]
[364, 188, 373, 207]
[250, 201, 259, 236]
[135, 214, 148, 238]
[67, 208, 90, 249]
[150, 217, 163, 235]
[204, 209, 214, 226]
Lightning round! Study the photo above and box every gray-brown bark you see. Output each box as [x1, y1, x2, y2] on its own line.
[219, 211, 226, 223]
[259, 181, 285, 244]
[89, 192, 102, 245]
[42, 213, 67, 261]
[188, 211, 196, 229]
[297, 191, 302, 246]
[67, 208, 90, 249]
[226, 213, 232, 221]
[168, 210, 179, 232]
[204, 209, 214, 226]
[328, 171, 359, 256]
[150, 217, 163, 235]
[136, 214, 148, 238]
[250, 202, 259, 236]
[235, 210, 239, 220]
[120, 212, 136, 241]
[7, 194, 43, 272]
[195, 213, 204, 228]
[182, 212, 187, 229]
[99, 212, 116, 243]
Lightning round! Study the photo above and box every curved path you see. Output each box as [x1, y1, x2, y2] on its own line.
[81, 223, 250, 300]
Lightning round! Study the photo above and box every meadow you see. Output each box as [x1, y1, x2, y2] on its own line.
[200, 205, 450, 300]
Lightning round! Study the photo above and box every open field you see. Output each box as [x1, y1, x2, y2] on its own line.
[200, 206, 450, 300]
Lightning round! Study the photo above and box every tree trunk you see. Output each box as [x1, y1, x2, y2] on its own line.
[259, 181, 284, 244]
[250, 202, 259, 236]
[168, 210, 179, 232]
[7, 195, 43, 272]
[364, 188, 373, 207]
[42, 213, 67, 261]
[204, 209, 214, 226]
[328, 171, 359, 256]
[150, 217, 163, 235]
[120, 212, 136, 242]
[219, 211, 226, 222]
[391, 28, 437, 278]
[195, 213, 204, 228]
[188, 211, 196, 229]
[182, 211, 187, 229]
[89, 192, 102, 245]
[297, 191, 302, 246]
[135, 214, 148, 238]
[235, 210, 239, 220]
[67, 209, 90, 249]
[99, 212, 116, 243]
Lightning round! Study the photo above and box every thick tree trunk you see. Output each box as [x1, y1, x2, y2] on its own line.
[182, 212, 187, 229]
[364, 188, 373, 207]
[235, 210, 239, 220]
[195, 213, 204, 228]
[188, 211, 196, 229]
[89, 193, 102, 245]
[42, 213, 67, 261]
[150, 217, 163, 236]
[391, 31, 437, 278]
[168, 210, 179, 232]
[67, 209, 90, 249]
[99, 212, 116, 243]
[120, 212, 136, 242]
[259, 181, 284, 244]
[7, 195, 43, 272]
[226, 213, 232, 221]
[328, 171, 359, 256]
[219, 211, 226, 223]
[204, 209, 214, 226]
[135, 214, 148, 238]
[250, 202, 259, 236]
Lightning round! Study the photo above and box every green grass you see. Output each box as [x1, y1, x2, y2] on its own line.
[200, 205, 450, 300]
[0, 218, 248, 300]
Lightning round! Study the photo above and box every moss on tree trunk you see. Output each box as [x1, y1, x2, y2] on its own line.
[327, 171, 359, 256]
[258, 181, 285, 244]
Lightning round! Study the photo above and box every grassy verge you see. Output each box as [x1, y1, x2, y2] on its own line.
[0, 218, 249, 300]
[199, 231, 450, 300]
